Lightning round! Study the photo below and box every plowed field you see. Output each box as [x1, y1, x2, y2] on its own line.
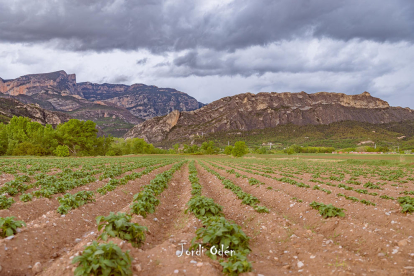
[0, 156, 413, 275]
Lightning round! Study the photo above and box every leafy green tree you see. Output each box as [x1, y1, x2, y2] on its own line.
[201, 141, 219, 154]
[285, 147, 295, 155]
[224, 145, 233, 155]
[13, 142, 47, 156]
[94, 135, 113, 156]
[0, 125, 7, 155]
[55, 119, 98, 156]
[131, 138, 146, 153]
[183, 143, 200, 154]
[173, 143, 180, 153]
[107, 137, 164, 156]
[232, 141, 248, 157]
[255, 147, 268, 154]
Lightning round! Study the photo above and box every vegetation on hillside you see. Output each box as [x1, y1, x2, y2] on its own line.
[1, 115, 414, 157]
[0, 117, 113, 156]
[156, 120, 414, 151]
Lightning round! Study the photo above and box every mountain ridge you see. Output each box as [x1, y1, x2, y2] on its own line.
[0, 70, 203, 136]
[124, 91, 414, 145]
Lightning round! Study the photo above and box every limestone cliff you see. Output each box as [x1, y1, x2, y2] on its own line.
[124, 110, 180, 142]
[0, 71, 81, 97]
[124, 91, 414, 144]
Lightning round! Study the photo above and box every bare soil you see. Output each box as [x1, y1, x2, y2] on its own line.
[1, 158, 413, 276]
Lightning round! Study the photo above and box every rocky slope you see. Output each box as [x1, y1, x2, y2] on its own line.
[0, 71, 202, 136]
[78, 82, 203, 120]
[0, 97, 70, 126]
[124, 91, 414, 144]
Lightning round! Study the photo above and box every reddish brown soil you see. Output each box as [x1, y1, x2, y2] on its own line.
[1, 158, 414, 276]
[0, 167, 147, 224]
[42, 164, 221, 276]
[0, 164, 173, 276]
[203, 161, 414, 275]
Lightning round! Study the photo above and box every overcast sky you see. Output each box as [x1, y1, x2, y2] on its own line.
[0, 0, 413, 107]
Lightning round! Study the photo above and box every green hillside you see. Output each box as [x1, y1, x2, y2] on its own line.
[159, 120, 414, 150]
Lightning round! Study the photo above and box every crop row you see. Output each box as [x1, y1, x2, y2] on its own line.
[0, 159, 166, 210]
[71, 160, 187, 274]
[186, 161, 253, 275]
[205, 161, 264, 186]
[219, 158, 414, 185]
[97, 159, 174, 195]
[217, 159, 414, 214]
[214, 160, 311, 189]
[130, 160, 186, 217]
[216, 160, 408, 208]
[199, 161, 269, 213]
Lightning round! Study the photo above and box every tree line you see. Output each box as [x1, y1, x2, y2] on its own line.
[0, 116, 250, 157]
[5, 116, 384, 157]
[0, 117, 113, 157]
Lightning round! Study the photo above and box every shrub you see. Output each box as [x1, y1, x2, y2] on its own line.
[72, 241, 132, 276]
[12, 142, 47, 156]
[96, 212, 147, 248]
[0, 216, 26, 238]
[224, 146, 234, 155]
[54, 145, 70, 157]
[231, 142, 248, 157]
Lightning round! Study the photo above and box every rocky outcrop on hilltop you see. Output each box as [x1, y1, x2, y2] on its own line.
[0, 97, 70, 126]
[125, 110, 180, 142]
[0, 71, 203, 136]
[0, 71, 81, 97]
[124, 91, 414, 144]
[78, 82, 203, 120]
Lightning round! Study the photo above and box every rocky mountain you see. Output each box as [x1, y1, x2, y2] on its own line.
[78, 82, 203, 120]
[0, 97, 70, 125]
[124, 91, 414, 145]
[0, 71, 202, 136]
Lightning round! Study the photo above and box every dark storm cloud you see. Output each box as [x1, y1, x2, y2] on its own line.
[0, 0, 413, 52]
[111, 74, 132, 83]
[168, 39, 397, 78]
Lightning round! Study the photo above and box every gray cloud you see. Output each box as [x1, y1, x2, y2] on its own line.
[0, 0, 413, 53]
[111, 74, 132, 83]
[0, 0, 413, 108]
[166, 39, 398, 78]
[136, 58, 148, 65]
